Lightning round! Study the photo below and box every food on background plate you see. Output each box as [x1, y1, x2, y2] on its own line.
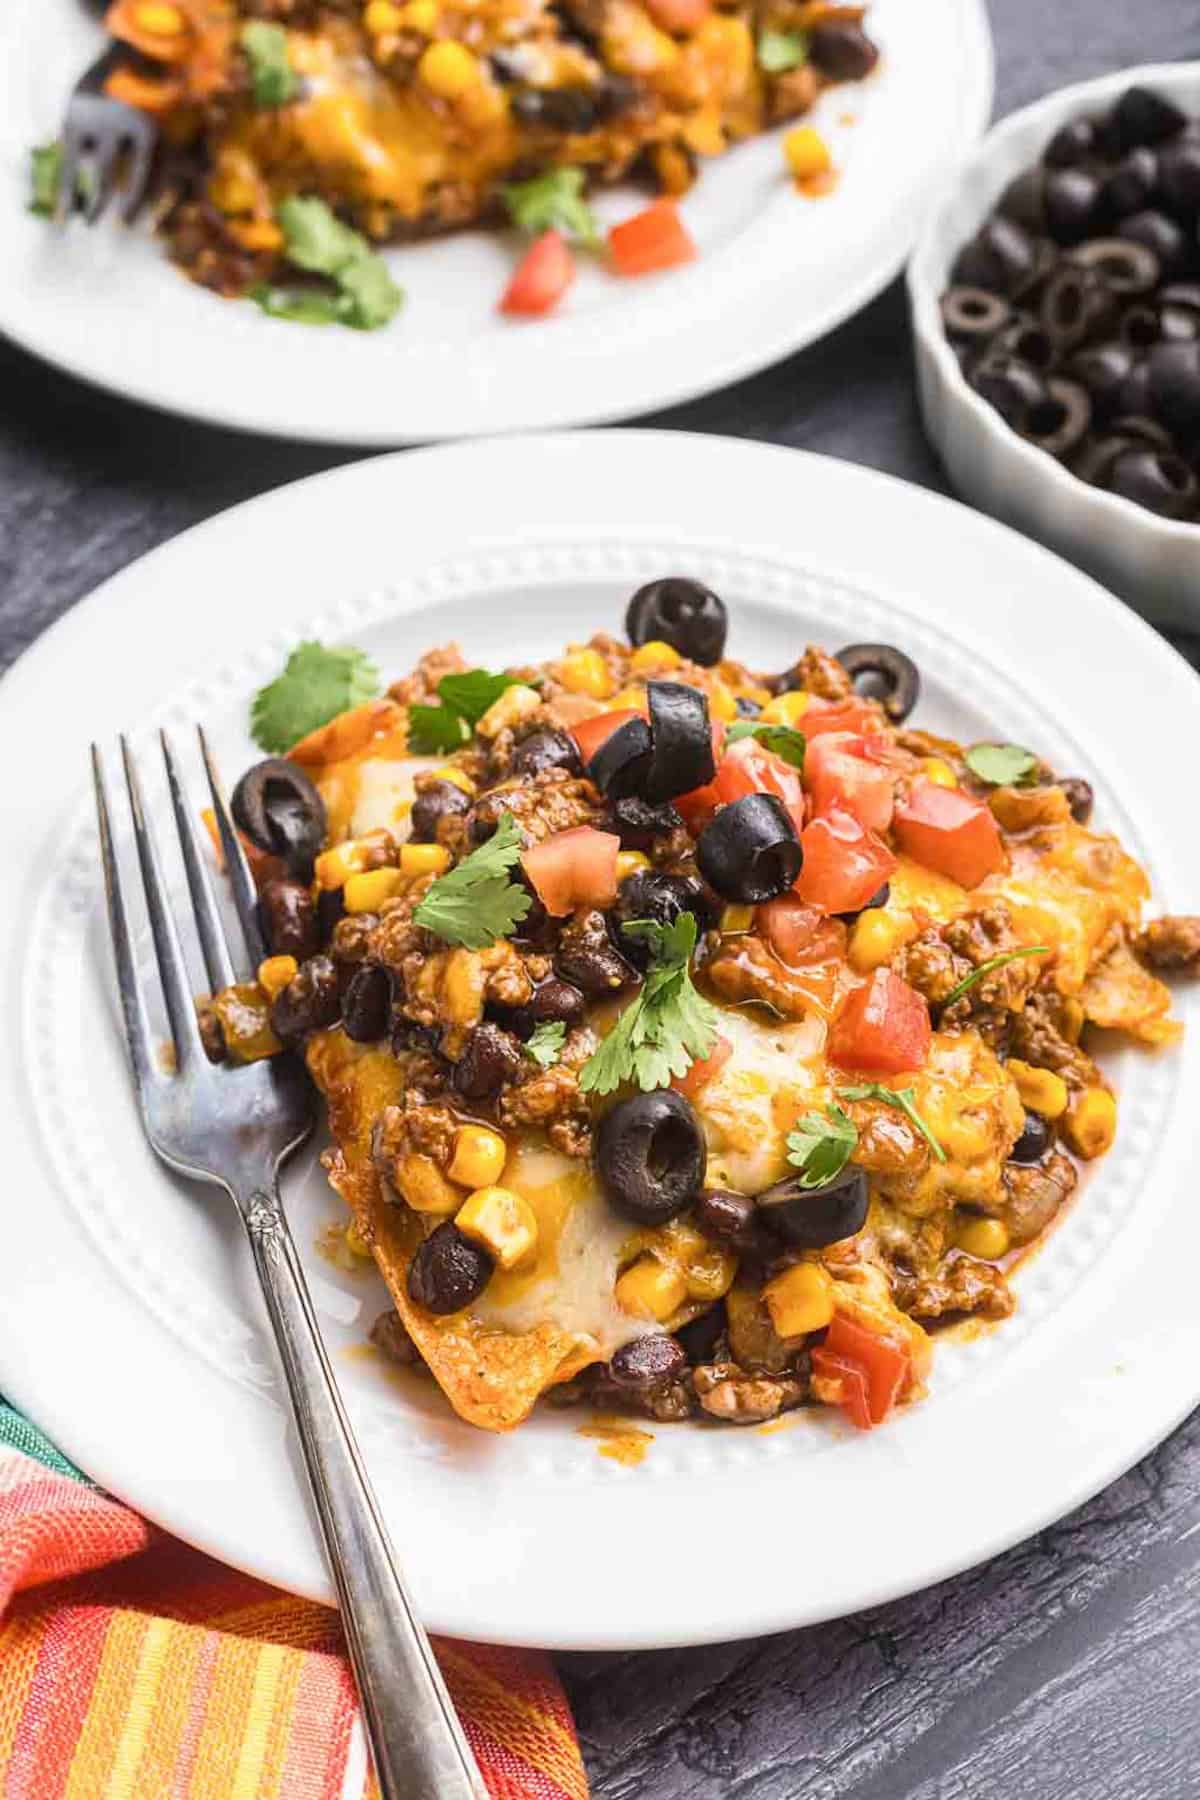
[203, 578, 1199, 1435]
[941, 83, 1200, 523]
[32, 0, 878, 326]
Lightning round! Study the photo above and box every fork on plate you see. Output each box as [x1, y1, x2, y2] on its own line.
[92, 730, 489, 1800]
[57, 45, 158, 224]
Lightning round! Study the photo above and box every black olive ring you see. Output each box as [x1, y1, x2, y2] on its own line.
[231, 758, 328, 879]
[834, 643, 921, 723]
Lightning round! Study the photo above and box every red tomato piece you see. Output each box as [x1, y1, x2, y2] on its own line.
[674, 723, 731, 829]
[671, 1035, 732, 1100]
[757, 895, 845, 969]
[569, 707, 643, 767]
[828, 967, 931, 1075]
[608, 200, 697, 277]
[893, 779, 1005, 889]
[499, 230, 575, 316]
[643, 0, 711, 26]
[800, 697, 880, 738]
[713, 736, 807, 834]
[823, 1314, 911, 1425]
[521, 826, 620, 917]
[793, 808, 897, 915]
[810, 1346, 873, 1431]
[805, 732, 896, 833]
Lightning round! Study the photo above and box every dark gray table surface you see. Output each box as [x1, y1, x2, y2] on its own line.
[5, 2, 1200, 1795]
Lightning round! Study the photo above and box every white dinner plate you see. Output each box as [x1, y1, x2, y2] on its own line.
[2, 431, 1198, 1651]
[0, 0, 991, 444]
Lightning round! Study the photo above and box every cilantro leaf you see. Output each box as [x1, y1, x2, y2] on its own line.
[406, 668, 517, 753]
[436, 669, 517, 725]
[413, 813, 531, 949]
[272, 197, 404, 333]
[964, 743, 1038, 788]
[251, 642, 381, 753]
[941, 945, 1051, 1010]
[580, 913, 720, 1096]
[839, 1083, 947, 1163]
[786, 1102, 858, 1188]
[240, 21, 298, 107]
[502, 168, 601, 249]
[724, 720, 806, 770]
[757, 28, 808, 72]
[406, 704, 470, 755]
[251, 284, 348, 326]
[30, 142, 62, 216]
[337, 251, 406, 331]
[526, 1020, 567, 1069]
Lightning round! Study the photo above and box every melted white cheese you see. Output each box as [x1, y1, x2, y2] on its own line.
[699, 1009, 827, 1194]
[345, 756, 441, 840]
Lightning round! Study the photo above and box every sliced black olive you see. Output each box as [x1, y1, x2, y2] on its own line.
[1158, 141, 1200, 222]
[1058, 777, 1094, 823]
[1064, 340, 1136, 417]
[608, 1335, 687, 1393]
[1073, 431, 1144, 487]
[970, 354, 1048, 429]
[1161, 304, 1200, 343]
[596, 1089, 706, 1226]
[1161, 282, 1200, 317]
[1120, 304, 1164, 350]
[511, 84, 604, 131]
[1044, 116, 1098, 167]
[644, 680, 715, 802]
[606, 794, 683, 850]
[610, 869, 713, 966]
[999, 166, 1047, 233]
[409, 777, 472, 843]
[1109, 85, 1187, 152]
[407, 1223, 493, 1315]
[1117, 208, 1187, 277]
[757, 1165, 869, 1249]
[834, 643, 920, 723]
[1114, 357, 1154, 419]
[1108, 413, 1172, 449]
[735, 694, 762, 718]
[1147, 340, 1200, 436]
[626, 577, 728, 666]
[696, 794, 802, 904]
[988, 312, 1056, 372]
[1101, 147, 1158, 220]
[940, 286, 1011, 342]
[837, 880, 891, 923]
[1022, 378, 1092, 458]
[950, 216, 1037, 296]
[231, 758, 327, 879]
[1010, 1110, 1052, 1164]
[509, 727, 582, 779]
[1039, 264, 1114, 350]
[1068, 235, 1160, 295]
[587, 715, 653, 799]
[675, 1302, 728, 1363]
[1108, 448, 1198, 518]
[1044, 167, 1102, 245]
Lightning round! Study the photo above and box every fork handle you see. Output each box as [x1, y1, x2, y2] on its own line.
[242, 1188, 489, 1800]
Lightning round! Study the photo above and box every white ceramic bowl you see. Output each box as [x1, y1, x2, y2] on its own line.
[908, 61, 1200, 630]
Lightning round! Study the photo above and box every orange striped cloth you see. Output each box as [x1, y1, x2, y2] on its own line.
[0, 1403, 588, 1799]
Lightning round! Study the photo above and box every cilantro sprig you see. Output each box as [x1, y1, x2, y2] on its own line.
[240, 21, 298, 107]
[251, 642, 381, 753]
[757, 27, 809, 72]
[526, 1020, 567, 1069]
[839, 1083, 947, 1163]
[29, 143, 62, 216]
[253, 197, 404, 332]
[941, 945, 1051, 1010]
[786, 1102, 857, 1188]
[964, 743, 1038, 788]
[725, 719, 806, 770]
[501, 169, 602, 250]
[579, 914, 719, 1096]
[413, 813, 531, 949]
[407, 669, 518, 755]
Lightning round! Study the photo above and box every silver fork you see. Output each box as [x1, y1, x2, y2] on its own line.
[92, 729, 489, 1800]
[58, 46, 158, 225]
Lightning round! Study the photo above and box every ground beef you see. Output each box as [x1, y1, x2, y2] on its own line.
[987, 784, 1072, 833]
[692, 1362, 808, 1422]
[847, 1100, 930, 1180]
[896, 903, 1039, 1025]
[387, 644, 466, 706]
[497, 1060, 592, 1158]
[893, 1256, 1014, 1323]
[456, 769, 604, 854]
[789, 645, 854, 700]
[373, 1095, 459, 1176]
[995, 1151, 1077, 1246]
[704, 934, 819, 1020]
[1008, 992, 1101, 1088]
[1135, 915, 1200, 973]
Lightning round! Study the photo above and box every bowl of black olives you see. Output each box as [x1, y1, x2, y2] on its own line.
[908, 63, 1200, 627]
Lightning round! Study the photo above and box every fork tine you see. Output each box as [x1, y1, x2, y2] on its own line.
[197, 727, 266, 970]
[161, 731, 237, 994]
[81, 142, 119, 226]
[120, 128, 156, 224]
[92, 745, 157, 1096]
[55, 133, 83, 226]
[121, 736, 202, 1067]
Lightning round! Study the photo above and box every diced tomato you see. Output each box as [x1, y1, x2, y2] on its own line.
[500, 230, 575, 317]
[713, 736, 807, 834]
[828, 967, 931, 1075]
[569, 708, 643, 767]
[793, 807, 897, 915]
[893, 779, 1005, 889]
[757, 895, 846, 969]
[805, 732, 896, 833]
[521, 826, 620, 917]
[671, 1034, 732, 1100]
[810, 1347, 873, 1430]
[608, 200, 697, 277]
[800, 697, 881, 739]
[822, 1313, 911, 1426]
[644, 0, 711, 26]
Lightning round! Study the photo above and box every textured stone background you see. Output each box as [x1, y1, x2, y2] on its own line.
[4, 2, 1199, 1794]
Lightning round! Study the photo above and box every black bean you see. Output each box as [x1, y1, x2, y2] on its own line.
[527, 978, 587, 1026]
[453, 1023, 526, 1098]
[556, 908, 637, 994]
[596, 1090, 706, 1225]
[606, 794, 683, 850]
[608, 1335, 687, 1394]
[270, 955, 341, 1040]
[509, 728, 582, 780]
[609, 869, 713, 967]
[341, 965, 392, 1042]
[409, 779, 472, 844]
[693, 1187, 768, 1253]
[808, 21, 878, 81]
[407, 1224, 493, 1315]
[258, 878, 319, 959]
[1010, 1111, 1052, 1164]
[1058, 777, 1094, 823]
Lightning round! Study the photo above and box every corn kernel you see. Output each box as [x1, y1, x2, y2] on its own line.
[1064, 1087, 1117, 1160]
[438, 947, 484, 1027]
[448, 1124, 508, 1189]
[922, 757, 959, 789]
[1007, 1059, 1068, 1120]
[707, 679, 738, 723]
[315, 830, 396, 890]
[344, 867, 406, 913]
[396, 1153, 462, 1215]
[417, 39, 481, 98]
[615, 1257, 688, 1322]
[345, 1222, 372, 1258]
[212, 983, 282, 1064]
[475, 683, 541, 739]
[608, 686, 647, 710]
[684, 1247, 737, 1302]
[784, 125, 832, 182]
[400, 842, 451, 877]
[364, 0, 404, 31]
[849, 907, 912, 973]
[257, 954, 298, 1002]
[455, 1185, 538, 1270]
[229, 218, 284, 253]
[431, 764, 475, 795]
[401, 0, 439, 28]
[616, 850, 651, 882]
[630, 640, 682, 674]
[208, 163, 260, 216]
[558, 648, 615, 700]
[135, 2, 187, 34]
[764, 1263, 835, 1337]
[759, 690, 810, 727]
[952, 1215, 1011, 1260]
[720, 903, 756, 935]
[1060, 998, 1085, 1043]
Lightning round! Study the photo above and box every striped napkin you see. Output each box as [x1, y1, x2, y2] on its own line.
[0, 1402, 588, 1799]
